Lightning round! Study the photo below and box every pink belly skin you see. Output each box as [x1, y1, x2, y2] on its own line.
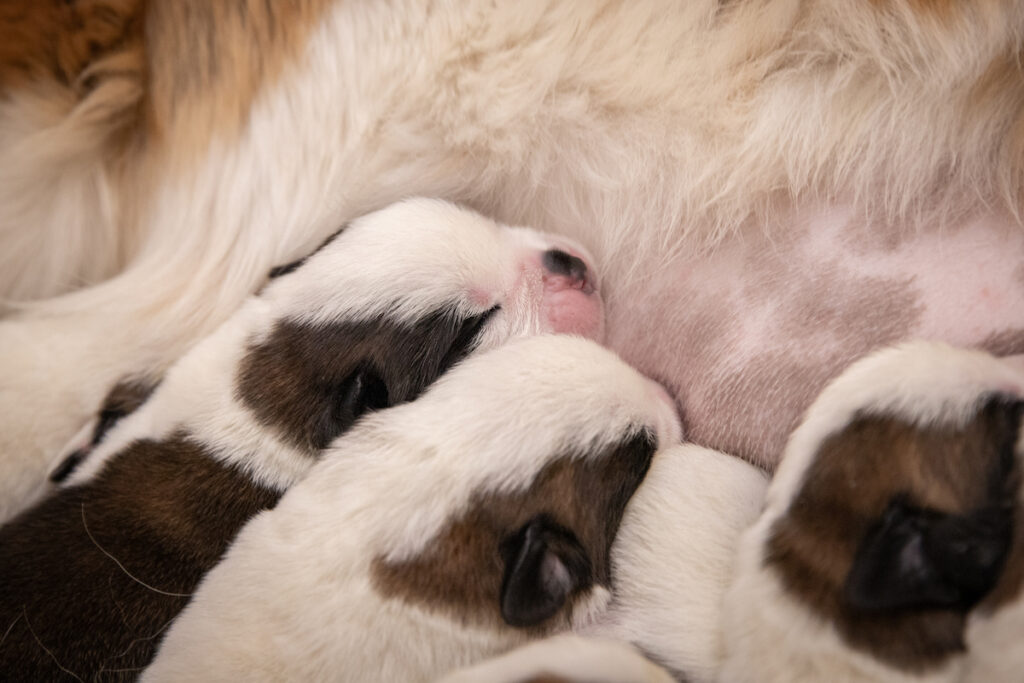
[603, 205, 1024, 469]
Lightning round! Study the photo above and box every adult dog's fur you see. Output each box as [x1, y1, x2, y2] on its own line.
[1, 1, 1023, 521]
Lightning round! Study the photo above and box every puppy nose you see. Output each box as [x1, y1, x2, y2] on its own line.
[542, 249, 589, 287]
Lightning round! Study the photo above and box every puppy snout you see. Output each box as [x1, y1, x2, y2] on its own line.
[542, 249, 592, 293]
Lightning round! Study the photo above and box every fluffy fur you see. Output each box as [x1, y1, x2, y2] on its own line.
[438, 633, 676, 683]
[721, 341, 1024, 683]
[141, 335, 682, 682]
[581, 443, 769, 682]
[2, 0, 1024, 501]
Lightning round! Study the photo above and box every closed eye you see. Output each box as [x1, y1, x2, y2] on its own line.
[437, 305, 501, 374]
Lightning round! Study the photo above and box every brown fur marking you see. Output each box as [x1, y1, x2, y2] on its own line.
[371, 433, 656, 633]
[236, 306, 496, 452]
[0, 434, 280, 680]
[766, 399, 1023, 672]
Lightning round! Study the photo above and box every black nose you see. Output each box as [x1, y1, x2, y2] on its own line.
[542, 249, 588, 284]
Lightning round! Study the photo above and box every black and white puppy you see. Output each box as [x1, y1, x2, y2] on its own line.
[142, 336, 682, 682]
[0, 198, 604, 680]
[721, 341, 1024, 683]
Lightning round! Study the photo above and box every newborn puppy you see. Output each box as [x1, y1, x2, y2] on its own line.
[581, 443, 768, 682]
[722, 341, 1024, 683]
[0, 198, 603, 680]
[142, 336, 682, 683]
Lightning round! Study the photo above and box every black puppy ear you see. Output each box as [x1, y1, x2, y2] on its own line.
[337, 365, 390, 421]
[845, 496, 1011, 612]
[500, 516, 592, 628]
[309, 366, 390, 450]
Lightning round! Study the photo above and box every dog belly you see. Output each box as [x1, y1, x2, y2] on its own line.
[604, 204, 1024, 468]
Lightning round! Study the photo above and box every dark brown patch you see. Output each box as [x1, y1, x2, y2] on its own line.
[0, 434, 280, 680]
[371, 432, 657, 633]
[237, 306, 498, 452]
[0, 0, 142, 90]
[766, 398, 1023, 672]
[979, 328, 1024, 358]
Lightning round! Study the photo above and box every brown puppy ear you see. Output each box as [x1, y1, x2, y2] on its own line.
[500, 515, 592, 628]
[844, 496, 1012, 613]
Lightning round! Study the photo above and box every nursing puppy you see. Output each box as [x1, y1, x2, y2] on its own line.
[0, 198, 603, 680]
[580, 443, 769, 682]
[722, 342, 1024, 683]
[142, 336, 682, 682]
[442, 442, 768, 683]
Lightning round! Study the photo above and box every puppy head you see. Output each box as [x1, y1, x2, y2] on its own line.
[341, 335, 682, 634]
[753, 341, 1024, 674]
[239, 198, 605, 452]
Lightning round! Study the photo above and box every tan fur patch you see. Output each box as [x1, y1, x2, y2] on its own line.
[766, 401, 1022, 671]
[371, 434, 655, 633]
[144, 0, 335, 163]
[0, 0, 141, 90]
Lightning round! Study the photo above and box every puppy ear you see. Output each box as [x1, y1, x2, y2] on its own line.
[845, 497, 1011, 612]
[310, 366, 390, 449]
[500, 516, 592, 628]
[337, 365, 390, 421]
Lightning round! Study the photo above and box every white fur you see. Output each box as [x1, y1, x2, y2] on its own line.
[438, 633, 677, 683]
[55, 198, 602, 501]
[141, 336, 682, 682]
[721, 341, 1024, 683]
[581, 444, 768, 682]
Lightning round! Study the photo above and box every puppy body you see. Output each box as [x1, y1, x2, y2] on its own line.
[142, 336, 682, 682]
[579, 444, 768, 682]
[0, 198, 602, 522]
[0, 199, 602, 678]
[721, 342, 1024, 683]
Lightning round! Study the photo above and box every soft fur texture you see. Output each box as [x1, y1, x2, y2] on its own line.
[581, 443, 769, 682]
[141, 335, 682, 682]
[2, 0, 1024, 508]
[438, 633, 677, 683]
[722, 341, 1024, 683]
[0, 197, 603, 678]
[0, 197, 603, 522]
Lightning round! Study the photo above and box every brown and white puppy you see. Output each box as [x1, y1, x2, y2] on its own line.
[141, 335, 682, 683]
[722, 341, 1024, 683]
[0, 198, 603, 680]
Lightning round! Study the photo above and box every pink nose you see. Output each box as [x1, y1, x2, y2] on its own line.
[541, 248, 594, 294]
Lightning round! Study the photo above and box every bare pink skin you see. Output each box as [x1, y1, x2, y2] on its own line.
[517, 242, 605, 342]
[602, 205, 1024, 469]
